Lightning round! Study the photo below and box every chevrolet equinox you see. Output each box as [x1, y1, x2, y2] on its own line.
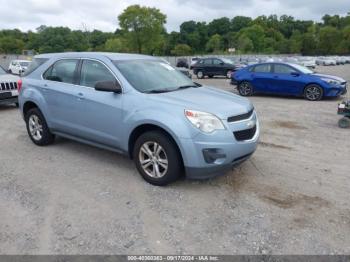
[19, 52, 259, 186]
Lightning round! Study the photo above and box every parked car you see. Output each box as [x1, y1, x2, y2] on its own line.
[176, 58, 189, 68]
[0, 65, 20, 106]
[298, 57, 316, 69]
[190, 57, 200, 69]
[19, 52, 259, 186]
[316, 57, 336, 66]
[8, 60, 31, 75]
[177, 68, 192, 79]
[231, 62, 347, 101]
[192, 58, 236, 79]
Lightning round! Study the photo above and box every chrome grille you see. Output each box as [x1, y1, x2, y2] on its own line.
[0, 82, 17, 91]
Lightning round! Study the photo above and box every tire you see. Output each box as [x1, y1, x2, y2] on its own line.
[304, 84, 323, 101]
[197, 70, 204, 79]
[208, 75, 214, 78]
[238, 81, 253, 96]
[25, 108, 55, 146]
[15, 102, 19, 108]
[338, 117, 350, 128]
[226, 70, 233, 79]
[133, 131, 182, 186]
[8, 69, 12, 74]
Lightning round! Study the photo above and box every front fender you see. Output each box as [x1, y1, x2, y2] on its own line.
[121, 107, 199, 155]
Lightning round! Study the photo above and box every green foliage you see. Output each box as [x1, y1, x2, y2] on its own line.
[118, 5, 166, 54]
[171, 44, 192, 56]
[0, 10, 349, 56]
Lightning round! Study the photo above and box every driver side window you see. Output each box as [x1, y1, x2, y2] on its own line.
[274, 64, 297, 74]
[80, 60, 116, 88]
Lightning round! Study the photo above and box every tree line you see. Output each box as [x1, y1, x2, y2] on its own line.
[0, 5, 350, 56]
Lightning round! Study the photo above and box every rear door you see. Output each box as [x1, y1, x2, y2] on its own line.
[42, 59, 86, 136]
[250, 63, 273, 93]
[212, 58, 224, 76]
[270, 64, 304, 95]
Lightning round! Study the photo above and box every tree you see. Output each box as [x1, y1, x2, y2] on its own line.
[104, 38, 129, 52]
[206, 34, 222, 52]
[118, 5, 166, 54]
[237, 35, 253, 53]
[318, 26, 341, 54]
[171, 44, 192, 56]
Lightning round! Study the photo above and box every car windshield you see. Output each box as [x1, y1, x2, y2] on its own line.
[291, 63, 314, 74]
[221, 58, 233, 64]
[113, 60, 196, 93]
[0, 66, 6, 75]
[20, 62, 30, 67]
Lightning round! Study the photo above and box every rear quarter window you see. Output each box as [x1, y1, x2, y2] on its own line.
[22, 58, 49, 76]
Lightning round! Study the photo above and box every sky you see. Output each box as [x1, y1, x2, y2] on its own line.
[0, 0, 349, 32]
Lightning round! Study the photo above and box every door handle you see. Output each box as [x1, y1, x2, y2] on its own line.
[273, 76, 279, 79]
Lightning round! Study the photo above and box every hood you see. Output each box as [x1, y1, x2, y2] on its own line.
[312, 73, 346, 83]
[148, 86, 253, 119]
[0, 74, 20, 82]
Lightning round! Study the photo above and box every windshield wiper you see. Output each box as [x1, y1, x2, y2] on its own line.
[144, 89, 174, 94]
[176, 84, 201, 90]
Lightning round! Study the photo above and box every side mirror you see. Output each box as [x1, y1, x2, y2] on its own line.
[220, 62, 225, 65]
[95, 81, 122, 93]
[291, 72, 300, 77]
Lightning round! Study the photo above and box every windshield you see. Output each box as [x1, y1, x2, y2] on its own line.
[20, 62, 30, 67]
[0, 66, 5, 75]
[113, 60, 195, 93]
[291, 63, 314, 74]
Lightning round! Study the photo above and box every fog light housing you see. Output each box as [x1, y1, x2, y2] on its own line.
[202, 148, 226, 164]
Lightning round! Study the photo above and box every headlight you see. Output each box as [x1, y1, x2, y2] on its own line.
[185, 110, 225, 133]
[321, 78, 341, 85]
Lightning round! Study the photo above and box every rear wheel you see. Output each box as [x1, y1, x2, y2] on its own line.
[197, 70, 204, 79]
[238, 81, 253, 96]
[304, 84, 323, 101]
[25, 108, 55, 146]
[133, 131, 182, 186]
[338, 117, 350, 128]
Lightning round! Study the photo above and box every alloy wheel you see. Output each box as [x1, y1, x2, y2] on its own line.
[305, 86, 321, 101]
[139, 141, 168, 178]
[28, 115, 43, 141]
[239, 82, 252, 96]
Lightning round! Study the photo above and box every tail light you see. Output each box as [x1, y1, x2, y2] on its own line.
[17, 79, 22, 92]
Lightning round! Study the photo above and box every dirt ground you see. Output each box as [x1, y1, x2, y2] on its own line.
[0, 65, 349, 254]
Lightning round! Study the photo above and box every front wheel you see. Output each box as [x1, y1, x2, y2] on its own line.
[304, 84, 323, 101]
[133, 131, 182, 186]
[25, 108, 55, 146]
[238, 81, 253, 96]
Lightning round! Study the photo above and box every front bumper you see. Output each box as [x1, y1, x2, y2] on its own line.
[0, 96, 18, 105]
[180, 113, 260, 179]
[324, 83, 347, 97]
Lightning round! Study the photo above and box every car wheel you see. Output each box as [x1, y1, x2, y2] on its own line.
[338, 117, 350, 128]
[238, 81, 253, 96]
[25, 108, 55, 146]
[15, 102, 19, 108]
[304, 84, 323, 101]
[226, 70, 233, 79]
[197, 71, 204, 79]
[8, 69, 12, 74]
[133, 131, 182, 186]
[208, 75, 214, 78]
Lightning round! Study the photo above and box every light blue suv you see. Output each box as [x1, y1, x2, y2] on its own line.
[19, 52, 259, 185]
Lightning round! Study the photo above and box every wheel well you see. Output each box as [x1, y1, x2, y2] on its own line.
[23, 101, 39, 116]
[128, 124, 184, 165]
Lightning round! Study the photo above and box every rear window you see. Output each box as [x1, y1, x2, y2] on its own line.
[22, 58, 48, 76]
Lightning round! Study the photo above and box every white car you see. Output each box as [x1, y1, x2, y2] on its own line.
[298, 57, 316, 69]
[8, 60, 31, 75]
[316, 57, 336, 66]
[0, 66, 20, 106]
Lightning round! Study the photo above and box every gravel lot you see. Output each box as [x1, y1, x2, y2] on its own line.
[0, 65, 349, 255]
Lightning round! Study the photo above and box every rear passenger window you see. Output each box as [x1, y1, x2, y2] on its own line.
[80, 60, 116, 88]
[253, 64, 271, 73]
[43, 59, 79, 84]
[204, 59, 212, 65]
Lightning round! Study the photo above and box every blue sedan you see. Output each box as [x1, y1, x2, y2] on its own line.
[231, 62, 347, 101]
